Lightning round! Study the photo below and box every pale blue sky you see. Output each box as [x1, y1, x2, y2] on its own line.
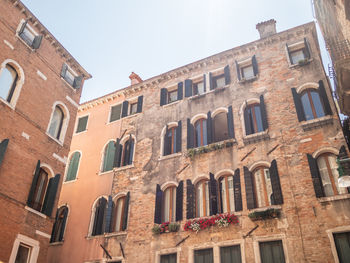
[21, 0, 328, 103]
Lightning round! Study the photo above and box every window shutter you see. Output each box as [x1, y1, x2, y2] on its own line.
[113, 138, 122, 168]
[286, 44, 292, 64]
[209, 72, 214, 90]
[66, 152, 80, 181]
[32, 35, 43, 49]
[27, 160, 41, 207]
[227, 106, 235, 139]
[291, 88, 306, 122]
[0, 139, 9, 168]
[58, 208, 68, 241]
[176, 181, 183, 221]
[123, 135, 131, 166]
[307, 154, 325, 198]
[318, 80, 333, 116]
[185, 79, 193, 97]
[218, 178, 223, 213]
[244, 107, 253, 135]
[160, 88, 167, 106]
[95, 198, 107, 235]
[60, 64, 68, 78]
[121, 101, 129, 118]
[224, 65, 231, 85]
[127, 136, 134, 165]
[252, 55, 258, 76]
[122, 192, 130, 231]
[164, 125, 171, 156]
[207, 111, 213, 145]
[235, 61, 241, 81]
[18, 20, 27, 35]
[176, 121, 182, 153]
[304, 38, 311, 60]
[209, 173, 218, 216]
[233, 168, 242, 211]
[177, 82, 183, 100]
[186, 179, 195, 219]
[203, 74, 206, 93]
[187, 118, 194, 149]
[104, 196, 114, 233]
[260, 95, 268, 130]
[154, 184, 163, 224]
[137, 95, 143, 113]
[50, 209, 59, 243]
[42, 174, 61, 216]
[269, 160, 283, 205]
[76, 116, 88, 133]
[73, 76, 83, 89]
[244, 166, 256, 209]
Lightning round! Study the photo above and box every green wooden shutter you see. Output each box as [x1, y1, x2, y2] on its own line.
[32, 35, 43, 49]
[0, 139, 9, 168]
[252, 55, 258, 76]
[208, 173, 218, 216]
[224, 65, 231, 85]
[233, 168, 242, 211]
[186, 179, 195, 219]
[154, 184, 163, 224]
[291, 88, 306, 122]
[307, 154, 325, 198]
[121, 101, 129, 117]
[334, 232, 350, 263]
[194, 248, 213, 263]
[244, 166, 256, 209]
[42, 174, 61, 216]
[269, 160, 283, 205]
[176, 181, 183, 221]
[176, 121, 182, 153]
[260, 95, 268, 131]
[104, 196, 114, 233]
[235, 61, 241, 81]
[318, 80, 333, 116]
[137, 95, 143, 113]
[177, 82, 183, 100]
[220, 245, 242, 263]
[60, 64, 68, 78]
[27, 160, 41, 207]
[121, 191, 130, 231]
[185, 79, 193, 97]
[76, 116, 88, 133]
[103, 141, 116, 172]
[110, 104, 122, 122]
[160, 88, 168, 106]
[73, 76, 83, 89]
[227, 106, 235, 139]
[259, 240, 285, 263]
[113, 138, 122, 168]
[66, 152, 80, 182]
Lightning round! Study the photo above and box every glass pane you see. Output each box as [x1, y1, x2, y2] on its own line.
[215, 76, 225, 88]
[242, 65, 254, 79]
[202, 119, 207, 146]
[334, 232, 350, 263]
[205, 181, 210, 216]
[110, 104, 122, 122]
[161, 253, 177, 263]
[254, 105, 263, 132]
[228, 176, 235, 212]
[172, 187, 176, 221]
[328, 155, 348, 194]
[194, 248, 213, 263]
[197, 82, 205, 95]
[172, 128, 176, 154]
[195, 121, 201, 147]
[317, 156, 334, 196]
[0, 65, 17, 101]
[168, 90, 178, 103]
[260, 240, 285, 263]
[310, 91, 325, 118]
[15, 244, 31, 263]
[115, 197, 124, 231]
[220, 245, 242, 263]
[221, 179, 228, 213]
[103, 141, 116, 172]
[48, 107, 64, 139]
[254, 169, 265, 208]
[264, 169, 273, 205]
[64, 70, 75, 86]
[163, 188, 170, 222]
[130, 103, 137, 115]
[291, 49, 305, 64]
[301, 93, 314, 120]
[21, 26, 35, 44]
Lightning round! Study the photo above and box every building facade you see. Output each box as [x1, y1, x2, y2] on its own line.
[313, 0, 350, 115]
[49, 20, 350, 263]
[0, 0, 90, 262]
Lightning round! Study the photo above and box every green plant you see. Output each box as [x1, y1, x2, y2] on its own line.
[187, 140, 235, 159]
[298, 59, 308, 66]
[152, 225, 161, 235]
[168, 222, 180, 232]
[248, 208, 280, 221]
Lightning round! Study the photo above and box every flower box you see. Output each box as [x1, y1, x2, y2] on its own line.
[248, 208, 280, 221]
[184, 213, 238, 233]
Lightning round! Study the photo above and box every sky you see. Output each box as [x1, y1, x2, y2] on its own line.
[20, 0, 330, 103]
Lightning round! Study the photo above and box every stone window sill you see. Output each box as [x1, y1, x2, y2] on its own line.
[318, 193, 350, 203]
[249, 205, 282, 213]
[25, 206, 47, 219]
[98, 170, 114, 176]
[123, 112, 140, 120]
[238, 75, 258, 84]
[289, 58, 313, 69]
[114, 164, 134, 172]
[74, 129, 88, 136]
[86, 234, 104, 240]
[46, 132, 64, 147]
[49, 241, 64, 246]
[188, 139, 236, 159]
[189, 85, 228, 101]
[243, 130, 269, 144]
[63, 178, 77, 184]
[162, 100, 181, 108]
[301, 115, 333, 131]
[0, 97, 15, 110]
[105, 231, 127, 238]
[159, 152, 182, 161]
[60, 77, 78, 93]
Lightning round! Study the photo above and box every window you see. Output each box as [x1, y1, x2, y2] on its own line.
[163, 122, 181, 156]
[194, 248, 213, 263]
[219, 175, 235, 213]
[60, 64, 83, 89]
[110, 104, 122, 122]
[286, 38, 311, 65]
[27, 161, 61, 216]
[252, 167, 274, 208]
[162, 186, 176, 222]
[160, 83, 183, 106]
[121, 96, 143, 117]
[15, 243, 32, 263]
[48, 106, 64, 140]
[161, 253, 177, 263]
[300, 89, 325, 120]
[50, 206, 69, 243]
[184, 75, 206, 98]
[112, 196, 127, 232]
[193, 80, 205, 96]
[114, 136, 135, 168]
[102, 141, 116, 172]
[196, 180, 210, 217]
[168, 90, 178, 103]
[259, 240, 285, 263]
[91, 197, 107, 236]
[243, 96, 268, 136]
[220, 245, 242, 263]
[0, 64, 18, 104]
[236, 55, 258, 82]
[65, 152, 81, 182]
[333, 232, 350, 263]
[76, 116, 88, 133]
[209, 65, 230, 90]
[129, 102, 138, 115]
[18, 20, 43, 49]
[213, 112, 229, 142]
[194, 118, 208, 147]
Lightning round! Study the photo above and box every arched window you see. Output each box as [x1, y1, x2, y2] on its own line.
[50, 206, 69, 243]
[91, 197, 107, 236]
[162, 186, 176, 222]
[102, 141, 116, 172]
[122, 137, 134, 166]
[0, 64, 18, 103]
[219, 175, 235, 213]
[30, 168, 49, 211]
[244, 104, 263, 135]
[317, 153, 347, 196]
[196, 179, 210, 217]
[213, 112, 229, 142]
[163, 122, 182, 156]
[300, 89, 325, 121]
[65, 152, 81, 182]
[48, 106, 64, 140]
[194, 118, 207, 147]
[252, 167, 274, 208]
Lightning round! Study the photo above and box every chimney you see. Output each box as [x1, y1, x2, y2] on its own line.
[129, 72, 143, 85]
[256, 19, 277, 39]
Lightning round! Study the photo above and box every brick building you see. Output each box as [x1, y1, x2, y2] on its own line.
[0, 0, 90, 262]
[49, 20, 350, 263]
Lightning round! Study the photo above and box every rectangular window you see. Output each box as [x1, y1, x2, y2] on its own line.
[168, 90, 178, 104]
[220, 245, 242, 263]
[334, 232, 350, 263]
[193, 81, 205, 96]
[15, 243, 32, 263]
[129, 102, 138, 115]
[194, 248, 213, 263]
[236, 55, 258, 82]
[160, 253, 177, 263]
[290, 49, 305, 65]
[76, 116, 88, 133]
[18, 20, 43, 49]
[241, 65, 254, 79]
[213, 74, 225, 89]
[286, 38, 311, 66]
[259, 240, 285, 263]
[110, 104, 122, 122]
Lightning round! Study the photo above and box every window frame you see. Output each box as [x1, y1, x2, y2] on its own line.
[167, 89, 178, 104]
[195, 179, 210, 218]
[46, 102, 70, 145]
[30, 168, 49, 212]
[112, 195, 126, 232]
[9, 234, 39, 263]
[101, 140, 116, 173]
[286, 38, 311, 67]
[252, 166, 272, 208]
[218, 174, 235, 213]
[245, 103, 264, 135]
[326, 225, 350, 263]
[252, 235, 289, 263]
[16, 19, 42, 50]
[300, 89, 325, 121]
[236, 55, 258, 82]
[129, 102, 138, 116]
[156, 248, 181, 263]
[75, 114, 89, 134]
[162, 185, 176, 223]
[109, 103, 122, 123]
[194, 118, 207, 148]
